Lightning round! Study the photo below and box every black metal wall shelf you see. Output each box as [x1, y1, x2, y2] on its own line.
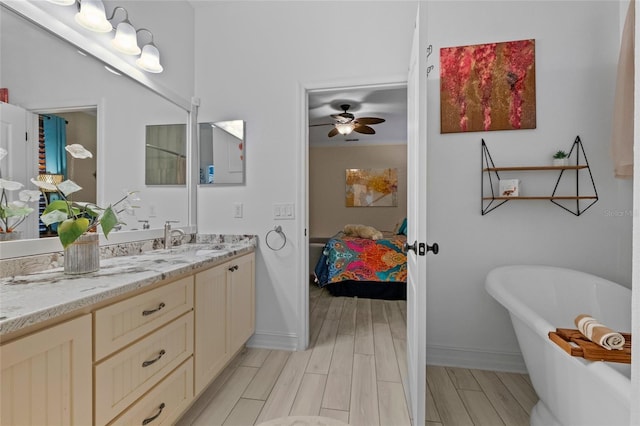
[481, 136, 598, 216]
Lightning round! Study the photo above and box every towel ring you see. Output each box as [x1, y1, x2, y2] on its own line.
[265, 225, 286, 251]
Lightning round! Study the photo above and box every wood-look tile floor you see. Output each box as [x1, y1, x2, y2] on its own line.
[177, 284, 538, 426]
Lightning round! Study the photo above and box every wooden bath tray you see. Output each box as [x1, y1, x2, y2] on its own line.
[549, 328, 631, 364]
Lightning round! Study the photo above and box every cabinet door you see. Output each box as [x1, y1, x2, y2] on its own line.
[229, 252, 255, 354]
[194, 262, 230, 395]
[0, 314, 92, 426]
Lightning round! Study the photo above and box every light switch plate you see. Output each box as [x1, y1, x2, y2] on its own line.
[273, 203, 294, 220]
[233, 202, 243, 218]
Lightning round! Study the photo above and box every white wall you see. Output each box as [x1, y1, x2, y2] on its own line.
[426, 1, 633, 370]
[194, 1, 633, 370]
[309, 145, 408, 237]
[194, 1, 418, 349]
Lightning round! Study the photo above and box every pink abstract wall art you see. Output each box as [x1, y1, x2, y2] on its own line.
[440, 39, 536, 133]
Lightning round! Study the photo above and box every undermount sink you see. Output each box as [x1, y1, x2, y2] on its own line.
[152, 243, 228, 255]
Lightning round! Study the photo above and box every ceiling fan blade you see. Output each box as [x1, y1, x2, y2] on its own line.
[328, 127, 340, 137]
[353, 125, 375, 135]
[309, 123, 334, 127]
[356, 117, 385, 125]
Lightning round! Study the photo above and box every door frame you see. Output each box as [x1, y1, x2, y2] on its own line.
[297, 75, 408, 351]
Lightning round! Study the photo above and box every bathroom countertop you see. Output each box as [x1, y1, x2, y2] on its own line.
[0, 238, 257, 337]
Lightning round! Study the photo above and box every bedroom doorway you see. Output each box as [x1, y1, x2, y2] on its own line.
[304, 80, 410, 413]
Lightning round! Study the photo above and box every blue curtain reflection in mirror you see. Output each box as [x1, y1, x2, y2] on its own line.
[42, 114, 67, 178]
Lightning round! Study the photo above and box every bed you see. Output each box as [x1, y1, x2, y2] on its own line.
[313, 231, 407, 300]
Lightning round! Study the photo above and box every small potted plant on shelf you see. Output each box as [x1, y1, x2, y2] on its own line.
[553, 150, 569, 166]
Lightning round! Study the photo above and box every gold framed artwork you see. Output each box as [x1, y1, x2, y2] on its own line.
[345, 168, 398, 207]
[440, 39, 536, 133]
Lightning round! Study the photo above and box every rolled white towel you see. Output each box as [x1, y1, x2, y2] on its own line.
[575, 314, 626, 350]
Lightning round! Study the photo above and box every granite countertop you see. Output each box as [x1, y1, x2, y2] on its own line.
[0, 238, 257, 337]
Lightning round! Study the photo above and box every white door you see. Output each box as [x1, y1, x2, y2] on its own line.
[406, 4, 432, 425]
[0, 103, 38, 238]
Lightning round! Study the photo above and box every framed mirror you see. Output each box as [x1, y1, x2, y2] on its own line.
[198, 120, 245, 185]
[0, 2, 194, 256]
[198, 120, 246, 185]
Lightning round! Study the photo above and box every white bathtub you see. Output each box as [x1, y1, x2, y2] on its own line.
[485, 265, 631, 426]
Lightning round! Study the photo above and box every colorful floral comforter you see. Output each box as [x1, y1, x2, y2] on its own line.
[314, 233, 407, 287]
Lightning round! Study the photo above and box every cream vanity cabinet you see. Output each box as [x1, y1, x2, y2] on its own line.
[0, 250, 255, 426]
[0, 314, 93, 426]
[194, 252, 255, 395]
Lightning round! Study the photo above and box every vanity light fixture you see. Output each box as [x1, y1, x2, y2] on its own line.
[47, 0, 164, 73]
[135, 29, 163, 73]
[74, 0, 112, 33]
[336, 122, 355, 135]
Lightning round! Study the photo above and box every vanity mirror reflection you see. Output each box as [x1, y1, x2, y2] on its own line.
[198, 120, 245, 185]
[0, 3, 193, 255]
[146, 124, 187, 185]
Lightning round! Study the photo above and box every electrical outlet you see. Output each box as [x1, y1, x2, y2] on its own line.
[233, 202, 243, 218]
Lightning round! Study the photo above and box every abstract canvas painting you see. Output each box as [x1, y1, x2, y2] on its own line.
[346, 168, 398, 207]
[440, 39, 536, 133]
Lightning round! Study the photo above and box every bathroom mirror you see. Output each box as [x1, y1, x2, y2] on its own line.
[0, 3, 193, 254]
[198, 120, 245, 185]
[145, 124, 187, 185]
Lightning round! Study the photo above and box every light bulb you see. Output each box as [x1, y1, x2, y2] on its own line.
[112, 21, 141, 55]
[136, 44, 163, 73]
[336, 123, 355, 135]
[75, 0, 112, 33]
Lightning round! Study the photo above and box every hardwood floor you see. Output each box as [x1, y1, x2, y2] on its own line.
[177, 284, 537, 425]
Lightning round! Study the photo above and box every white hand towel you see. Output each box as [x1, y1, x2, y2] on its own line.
[575, 314, 626, 350]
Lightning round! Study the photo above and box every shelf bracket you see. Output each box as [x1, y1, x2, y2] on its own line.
[481, 139, 508, 215]
[550, 136, 599, 216]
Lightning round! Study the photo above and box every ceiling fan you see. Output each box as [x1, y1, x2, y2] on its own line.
[311, 104, 385, 137]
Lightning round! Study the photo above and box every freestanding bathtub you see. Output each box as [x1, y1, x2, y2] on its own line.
[485, 265, 631, 426]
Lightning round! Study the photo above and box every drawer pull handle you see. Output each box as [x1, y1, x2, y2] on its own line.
[142, 402, 166, 425]
[228, 265, 238, 272]
[142, 349, 166, 367]
[142, 302, 166, 316]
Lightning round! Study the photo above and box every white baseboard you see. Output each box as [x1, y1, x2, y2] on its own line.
[247, 334, 527, 373]
[247, 330, 298, 351]
[427, 344, 527, 373]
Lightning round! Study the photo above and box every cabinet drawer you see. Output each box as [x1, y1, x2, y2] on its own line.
[95, 312, 194, 426]
[94, 276, 194, 360]
[109, 358, 194, 426]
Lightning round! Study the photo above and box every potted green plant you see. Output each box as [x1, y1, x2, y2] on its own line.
[553, 150, 569, 166]
[30, 144, 139, 273]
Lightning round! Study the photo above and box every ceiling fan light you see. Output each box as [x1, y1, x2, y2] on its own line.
[75, 0, 112, 33]
[136, 43, 163, 73]
[336, 123, 355, 135]
[112, 21, 141, 55]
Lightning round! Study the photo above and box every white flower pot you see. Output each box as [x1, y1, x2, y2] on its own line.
[64, 233, 100, 274]
[553, 158, 569, 166]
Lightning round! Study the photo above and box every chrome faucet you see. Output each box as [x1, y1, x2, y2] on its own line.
[164, 221, 186, 249]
